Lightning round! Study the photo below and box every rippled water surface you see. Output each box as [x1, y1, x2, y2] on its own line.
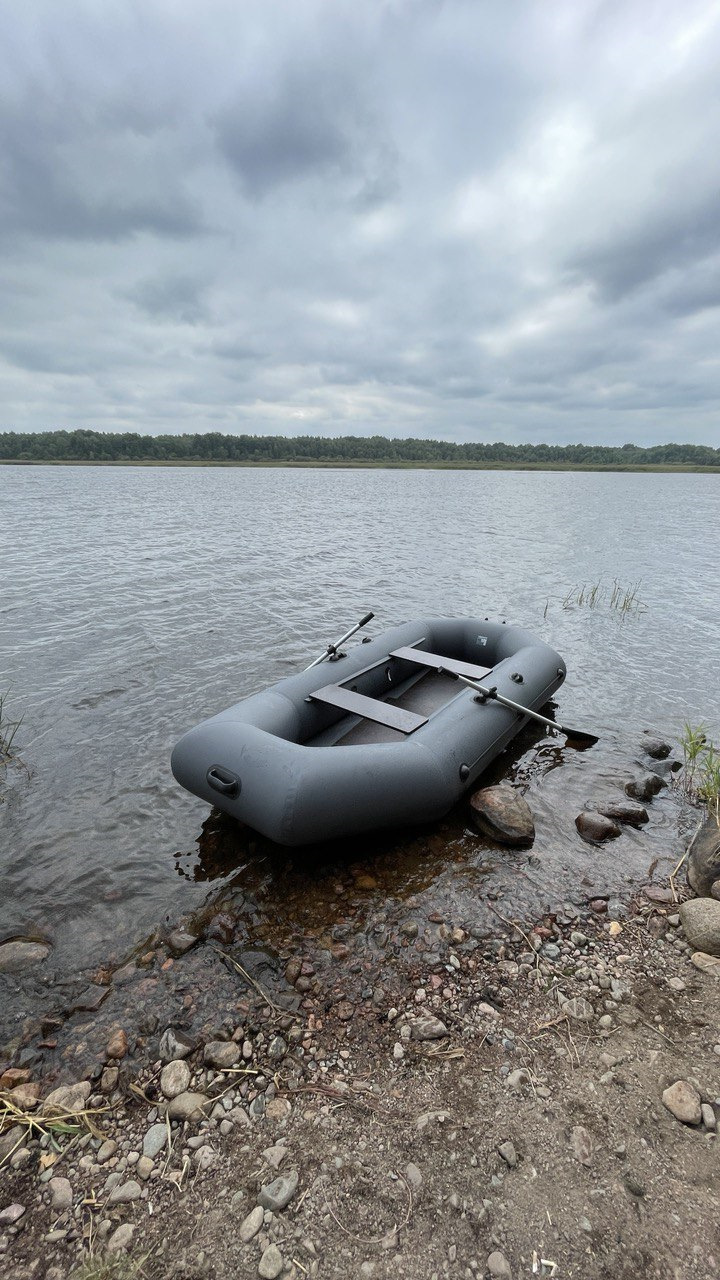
[1, 465, 718, 1004]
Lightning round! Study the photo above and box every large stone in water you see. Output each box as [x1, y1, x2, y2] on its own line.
[679, 898, 720, 957]
[0, 940, 51, 973]
[469, 784, 535, 847]
[596, 799, 649, 826]
[625, 773, 665, 802]
[575, 811, 621, 842]
[687, 818, 720, 898]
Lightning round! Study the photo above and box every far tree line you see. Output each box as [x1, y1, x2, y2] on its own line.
[0, 429, 718, 468]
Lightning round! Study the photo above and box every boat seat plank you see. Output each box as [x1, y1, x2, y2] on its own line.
[310, 684, 428, 734]
[390, 646, 493, 681]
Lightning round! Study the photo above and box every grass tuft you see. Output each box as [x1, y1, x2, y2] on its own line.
[544, 579, 645, 620]
[679, 723, 720, 824]
[0, 689, 23, 762]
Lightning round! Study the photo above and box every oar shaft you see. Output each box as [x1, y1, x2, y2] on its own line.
[456, 673, 597, 744]
[305, 612, 375, 669]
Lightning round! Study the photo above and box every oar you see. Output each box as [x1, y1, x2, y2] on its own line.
[305, 612, 375, 670]
[454, 673, 598, 747]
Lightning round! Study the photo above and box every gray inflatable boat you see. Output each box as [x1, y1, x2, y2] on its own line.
[171, 616, 565, 846]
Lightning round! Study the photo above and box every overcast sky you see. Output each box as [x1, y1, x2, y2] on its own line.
[2, 0, 720, 445]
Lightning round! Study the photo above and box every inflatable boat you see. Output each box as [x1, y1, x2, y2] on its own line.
[171, 616, 566, 846]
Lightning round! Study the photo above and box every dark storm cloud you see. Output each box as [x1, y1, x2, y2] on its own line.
[1, 0, 720, 444]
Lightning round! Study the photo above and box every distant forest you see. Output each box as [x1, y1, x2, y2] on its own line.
[1, 429, 719, 469]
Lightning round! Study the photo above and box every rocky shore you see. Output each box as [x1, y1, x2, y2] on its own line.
[2, 750, 720, 1279]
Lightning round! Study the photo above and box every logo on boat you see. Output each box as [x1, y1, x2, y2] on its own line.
[476, 635, 488, 646]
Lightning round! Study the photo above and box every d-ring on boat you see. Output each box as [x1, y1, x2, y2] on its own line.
[171, 614, 567, 846]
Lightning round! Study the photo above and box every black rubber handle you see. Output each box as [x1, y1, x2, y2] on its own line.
[360, 612, 374, 627]
[206, 766, 240, 797]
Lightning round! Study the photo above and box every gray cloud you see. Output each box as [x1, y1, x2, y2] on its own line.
[1, 0, 720, 444]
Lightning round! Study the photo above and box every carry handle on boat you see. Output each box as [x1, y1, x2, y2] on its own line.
[453, 673, 598, 746]
[305, 612, 375, 670]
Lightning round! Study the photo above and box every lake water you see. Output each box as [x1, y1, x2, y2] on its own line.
[1, 465, 718, 1036]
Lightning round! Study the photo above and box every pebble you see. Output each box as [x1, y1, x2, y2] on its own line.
[167, 928, 198, 956]
[257, 1170, 299, 1212]
[702, 1103, 717, 1130]
[48, 1177, 73, 1211]
[570, 1125, 593, 1165]
[498, 1140, 517, 1168]
[662, 1080, 702, 1125]
[691, 951, 720, 977]
[43, 1081, 91, 1115]
[107, 1223, 135, 1253]
[143, 1124, 168, 1160]
[106, 1027, 128, 1060]
[161, 1059, 192, 1099]
[411, 1013, 449, 1041]
[562, 996, 594, 1021]
[0, 1204, 26, 1226]
[487, 1250, 512, 1279]
[108, 1179, 142, 1204]
[166, 1091, 210, 1121]
[136, 1156, 154, 1180]
[205, 1041, 241, 1069]
[159, 1027, 195, 1061]
[258, 1243, 284, 1279]
[97, 1139, 118, 1164]
[239, 1204, 264, 1242]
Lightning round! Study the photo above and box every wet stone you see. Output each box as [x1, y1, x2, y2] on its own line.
[159, 1027, 195, 1062]
[641, 734, 671, 759]
[575, 811, 621, 842]
[596, 800, 649, 826]
[469, 784, 535, 847]
[0, 940, 51, 973]
[106, 1027, 128, 1060]
[625, 774, 664, 802]
[167, 928, 198, 956]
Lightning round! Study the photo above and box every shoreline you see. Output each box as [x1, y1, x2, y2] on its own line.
[2, 858, 719, 1280]
[2, 459, 720, 473]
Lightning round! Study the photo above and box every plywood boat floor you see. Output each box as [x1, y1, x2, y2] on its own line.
[332, 671, 464, 747]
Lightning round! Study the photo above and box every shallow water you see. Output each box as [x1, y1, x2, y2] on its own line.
[1, 465, 717, 1034]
